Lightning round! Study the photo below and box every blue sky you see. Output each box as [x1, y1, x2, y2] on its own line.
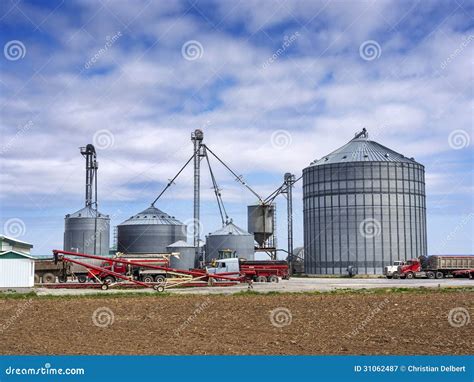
[0, 0, 473, 256]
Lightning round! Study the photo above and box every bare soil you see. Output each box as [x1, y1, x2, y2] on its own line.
[0, 291, 472, 355]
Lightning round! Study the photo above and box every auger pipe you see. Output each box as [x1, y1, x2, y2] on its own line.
[55, 254, 150, 287]
[52, 250, 243, 282]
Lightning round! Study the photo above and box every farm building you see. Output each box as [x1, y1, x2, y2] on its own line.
[0, 235, 35, 288]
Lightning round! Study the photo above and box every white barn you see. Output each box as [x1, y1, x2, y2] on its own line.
[0, 236, 34, 288]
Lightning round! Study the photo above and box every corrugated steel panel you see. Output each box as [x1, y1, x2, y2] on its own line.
[0, 259, 34, 287]
[167, 243, 197, 270]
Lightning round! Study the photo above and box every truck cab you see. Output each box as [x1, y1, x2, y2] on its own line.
[398, 259, 421, 279]
[383, 260, 406, 278]
[207, 258, 240, 275]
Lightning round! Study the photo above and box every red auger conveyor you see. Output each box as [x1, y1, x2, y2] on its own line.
[52, 250, 243, 291]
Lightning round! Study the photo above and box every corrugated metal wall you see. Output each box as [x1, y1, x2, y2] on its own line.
[303, 161, 427, 274]
[0, 259, 35, 287]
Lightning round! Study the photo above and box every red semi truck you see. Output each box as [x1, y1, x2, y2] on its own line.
[395, 255, 474, 279]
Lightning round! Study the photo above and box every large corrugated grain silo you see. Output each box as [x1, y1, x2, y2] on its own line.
[117, 206, 186, 254]
[303, 129, 427, 275]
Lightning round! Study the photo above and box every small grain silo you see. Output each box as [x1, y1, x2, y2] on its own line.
[64, 207, 110, 255]
[64, 144, 110, 255]
[205, 220, 255, 262]
[303, 128, 427, 275]
[167, 240, 197, 270]
[117, 206, 187, 254]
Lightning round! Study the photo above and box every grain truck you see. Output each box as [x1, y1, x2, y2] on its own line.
[396, 255, 474, 279]
[35, 256, 111, 283]
[207, 258, 289, 282]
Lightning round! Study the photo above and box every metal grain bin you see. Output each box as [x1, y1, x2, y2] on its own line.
[64, 206, 110, 255]
[247, 204, 274, 246]
[117, 206, 186, 254]
[167, 240, 197, 270]
[205, 221, 255, 262]
[303, 129, 427, 275]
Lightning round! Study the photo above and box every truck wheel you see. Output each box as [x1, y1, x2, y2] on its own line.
[58, 274, 68, 283]
[386, 276, 392, 279]
[43, 273, 56, 283]
[154, 275, 166, 284]
[392, 272, 399, 279]
[142, 275, 154, 283]
[154, 285, 165, 292]
[34, 274, 40, 284]
[435, 271, 444, 279]
[103, 276, 116, 285]
[405, 272, 414, 279]
[101, 283, 109, 290]
[256, 276, 267, 283]
[427, 271, 435, 279]
[77, 275, 87, 283]
[268, 275, 279, 283]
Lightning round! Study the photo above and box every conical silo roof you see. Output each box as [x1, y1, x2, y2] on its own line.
[119, 206, 183, 226]
[66, 206, 109, 219]
[167, 240, 193, 248]
[309, 129, 418, 166]
[209, 221, 252, 236]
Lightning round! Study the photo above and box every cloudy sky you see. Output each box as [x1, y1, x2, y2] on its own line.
[0, 0, 473, 256]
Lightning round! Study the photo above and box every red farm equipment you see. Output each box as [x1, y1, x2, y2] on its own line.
[52, 250, 244, 291]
